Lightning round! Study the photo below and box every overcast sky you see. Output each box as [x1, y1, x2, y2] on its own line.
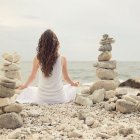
[0, 0, 140, 61]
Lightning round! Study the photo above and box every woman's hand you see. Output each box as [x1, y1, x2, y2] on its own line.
[18, 84, 27, 90]
[71, 81, 79, 87]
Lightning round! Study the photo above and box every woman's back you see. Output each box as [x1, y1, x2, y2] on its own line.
[38, 56, 64, 98]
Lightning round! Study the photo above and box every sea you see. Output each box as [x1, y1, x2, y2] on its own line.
[0, 61, 140, 86]
[18, 61, 140, 86]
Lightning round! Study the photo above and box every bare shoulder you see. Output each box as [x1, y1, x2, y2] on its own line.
[33, 56, 39, 65]
[61, 56, 67, 63]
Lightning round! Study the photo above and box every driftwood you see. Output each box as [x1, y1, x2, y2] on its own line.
[119, 78, 140, 89]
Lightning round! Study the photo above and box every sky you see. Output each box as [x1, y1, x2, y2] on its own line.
[0, 0, 140, 61]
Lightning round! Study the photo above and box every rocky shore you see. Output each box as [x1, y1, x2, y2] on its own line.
[0, 87, 140, 140]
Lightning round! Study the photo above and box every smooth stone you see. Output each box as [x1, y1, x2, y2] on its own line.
[0, 76, 21, 87]
[2, 63, 20, 71]
[96, 132, 111, 139]
[119, 128, 134, 137]
[129, 95, 140, 102]
[116, 99, 137, 113]
[3, 103, 22, 113]
[137, 103, 140, 111]
[99, 44, 112, 52]
[122, 95, 139, 104]
[96, 68, 117, 80]
[68, 130, 83, 138]
[0, 108, 4, 115]
[2, 53, 13, 62]
[89, 89, 105, 103]
[104, 102, 116, 111]
[75, 96, 93, 106]
[102, 34, 109, 39]
[77, 110, 87, 120]
[94, 60, 116, 69]
[81, 88, 90, 95]
[0, 81, 16, 89]
[115, 89, 127, 98]
[0, 112, 23, 129]
[8, 128, 21, 139]
[98, 51, 112, 61]
[0, 85, 15, 98]
[90, 80, 120, 93]
[105, 90, 116, 100]
[3, 60, 12, 66]
[100, 38, 115, 45]
[5, 70, 21, 80]
[85, 116, 94, 126]
[13, 52, 21, 63]
[0, 95, 17, 107]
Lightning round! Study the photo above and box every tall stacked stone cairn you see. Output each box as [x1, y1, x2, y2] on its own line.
[0, 52, 23, 129]
[75, 34, 140, 114]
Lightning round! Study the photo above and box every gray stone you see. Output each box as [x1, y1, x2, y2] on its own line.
[8, 128, 21, 139]
[103, 34, 109, 39]
[116, 99, 137, 113]
[0, 108, 4, 115]
[0, 112, 23, 129]
[98, 51, 112, 61]
[119, 127, 134, 137]
[94, 60, 116, 69]
[115, 89, 127, 98]
[75, 96, 93, 106]
[99, 44, 112, 52]
[85, 116, 94, 126]
[122, 95, 139, 104]
[81, 88, 90, 95]
[104, 102, 116, 111]
[0, 81, 16, 89]
[0, 85, 15, 98]
[68, 130, 83, 138]
[89, 89, 105, 103]
[90, 80, 120, 93]
[100, 38, 115, 45]
[2, 63, 20, 71]
[2, 53, 13, 62]
[105, 90, 116, 100]
[96, 68, 117, 80]
[3, 103, 22, 113]
[5, 70, 21, 80]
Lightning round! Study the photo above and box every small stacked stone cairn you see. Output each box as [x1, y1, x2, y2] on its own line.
[75, 35, 140, 114]
[0, 52, 23, 129]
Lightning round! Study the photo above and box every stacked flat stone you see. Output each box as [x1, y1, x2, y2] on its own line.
[0, 52, 23, 129]
[90, 34, 119, 92]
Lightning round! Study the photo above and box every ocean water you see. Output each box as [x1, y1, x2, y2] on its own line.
[18, 61, 140, 86]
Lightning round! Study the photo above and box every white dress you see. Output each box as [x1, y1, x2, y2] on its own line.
[16, 56, 77, 104]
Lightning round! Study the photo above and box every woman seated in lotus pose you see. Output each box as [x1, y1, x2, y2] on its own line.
[16, 29, 79, 104]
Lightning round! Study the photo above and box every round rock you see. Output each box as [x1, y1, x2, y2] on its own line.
[98, 51, 112, 61]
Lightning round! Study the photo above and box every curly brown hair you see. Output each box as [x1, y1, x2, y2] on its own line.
[36, 29, 59, 77]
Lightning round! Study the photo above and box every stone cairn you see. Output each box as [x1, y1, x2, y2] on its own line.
[75, 34, 140, 114]
[0, 52, 23, 129]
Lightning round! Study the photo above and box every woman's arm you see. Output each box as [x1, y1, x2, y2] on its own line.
[19, 57, 39, 89]
[61, 56, 79, 86]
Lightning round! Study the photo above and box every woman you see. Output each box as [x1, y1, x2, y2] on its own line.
[16, 29, 79, 104]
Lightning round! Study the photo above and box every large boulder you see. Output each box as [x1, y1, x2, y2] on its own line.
[0, 112, 23, 129]
[0, 85, 15, 98]
[3, 103, 22, 113]
[99, 44, 112, 52]
[96, 68, 117, 80]
[75, 96, 93, 106]
[98, 51, 112, 61]
[94, 60, 116, 69]
[90, 80, 120, 93]
[89, 89, 105, 103]
[116, 99, 137, 113]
